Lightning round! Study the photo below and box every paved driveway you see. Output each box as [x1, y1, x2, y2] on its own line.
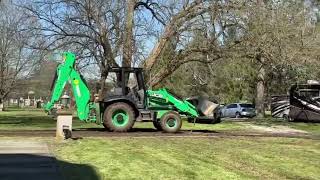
[0, 140, 62, 180]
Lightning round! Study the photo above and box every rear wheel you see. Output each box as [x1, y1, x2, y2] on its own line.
[103, 102, 135, 132]
[286, 114, 295, 122]
[160, 111, 182, 133]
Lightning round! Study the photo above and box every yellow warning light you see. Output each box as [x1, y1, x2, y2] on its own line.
[73, 79, 79, 85]
[63, 54, 67, 61]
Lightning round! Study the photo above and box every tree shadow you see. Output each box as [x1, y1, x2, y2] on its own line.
[0, 115, 54, 127]
[73, 127, 160, 133]
[130, 128, 158, 132]
[0, 154, 100, 180]
[182, 129, 219, 133]
[72, 127, 219, 134]
[73, 128, 106, 132]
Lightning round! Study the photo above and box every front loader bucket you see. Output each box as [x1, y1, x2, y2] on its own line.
[187, 97, 219, 117]
[198, 98, 219, 117]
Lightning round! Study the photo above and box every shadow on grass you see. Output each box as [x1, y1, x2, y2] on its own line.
[183, 129, 219, 133]
[0, 115, 54, 127]
[73, 127, 219, 134]
[3, 108, 44, 112]
[73, 127, 158, 132]
[73, 128, 106, 132]
[186, 121, 221, 124]
[0, 154, 100, 180]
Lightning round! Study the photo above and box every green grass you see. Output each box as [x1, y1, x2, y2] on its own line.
[0, 109, 100, 130]
[288, 123, 320, 134]
[1, 109, 320, 179]
[53, 137, 320, 180]
[0, 108, 245, 132]
[1, 109, 320, 136]
[248, 118, 320, 135]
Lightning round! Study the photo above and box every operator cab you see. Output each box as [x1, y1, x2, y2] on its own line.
[103, 67, 146, 108]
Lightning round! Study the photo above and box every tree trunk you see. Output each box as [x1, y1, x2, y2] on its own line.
[123, 0, 135, 68]
[255, 0, 266, 118]
[255, 58, 266, 118]
[98, 66, 107, 101]
[98, 77, 106, 100]
[0, 98, 3, 111]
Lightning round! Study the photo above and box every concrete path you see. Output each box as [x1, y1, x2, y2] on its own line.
[0, 140, 62, 180]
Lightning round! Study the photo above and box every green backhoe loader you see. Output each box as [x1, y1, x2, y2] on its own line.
[45, 52, 220, 133]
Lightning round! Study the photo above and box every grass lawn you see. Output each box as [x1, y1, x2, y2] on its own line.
[134, 120, 245, 132]
[248, 118, 320, 135]
[1, 108, 320, 140]
[0, 108, 100, 130]
[0, 108, 245, 132]
[53, 137, 320, 180]
[1, 108, 320, 179]
[1, 108, 320, 136]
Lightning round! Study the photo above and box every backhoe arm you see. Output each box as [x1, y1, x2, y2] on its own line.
[44, 52, 94, 121]
[69, 69, 91, 120]
[44, 53, 74, 111]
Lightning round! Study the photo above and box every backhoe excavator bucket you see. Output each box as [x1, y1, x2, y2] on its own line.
[186, 96, 219, 117]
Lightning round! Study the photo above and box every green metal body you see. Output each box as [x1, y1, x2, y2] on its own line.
[44, 52, 97, 122]
[45, 52, 199, 124]
[146, 89, 199, 118]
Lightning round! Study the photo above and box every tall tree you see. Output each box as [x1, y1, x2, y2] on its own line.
[23, 0, 236, 89]
[144, 0, 242, 87]
[22, 0, 127, 98]
[244, 0, 320, 117]
[0, 1, 41, 110]
[123, 0, 136, 67]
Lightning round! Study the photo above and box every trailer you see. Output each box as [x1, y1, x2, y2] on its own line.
[289, 83, 320, 122]
[271, 95, 290, 119]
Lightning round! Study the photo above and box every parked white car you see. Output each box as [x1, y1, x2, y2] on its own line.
[220, 103, 256, 118]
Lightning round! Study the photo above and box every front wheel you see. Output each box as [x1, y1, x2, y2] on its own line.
[103, 102, 135, 132]
[160, 111, 182, 133]
[210, 113, 221, 124]
[235, 112, 241, 119]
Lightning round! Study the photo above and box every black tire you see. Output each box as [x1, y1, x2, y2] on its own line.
[153, 119, 162, 131]
[235, 112, 241, 119]
[210, 115, 221, 124]
[103, 102, 135, 132]
[159, 111, 182, 133]
[287, 115, 295, 122]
